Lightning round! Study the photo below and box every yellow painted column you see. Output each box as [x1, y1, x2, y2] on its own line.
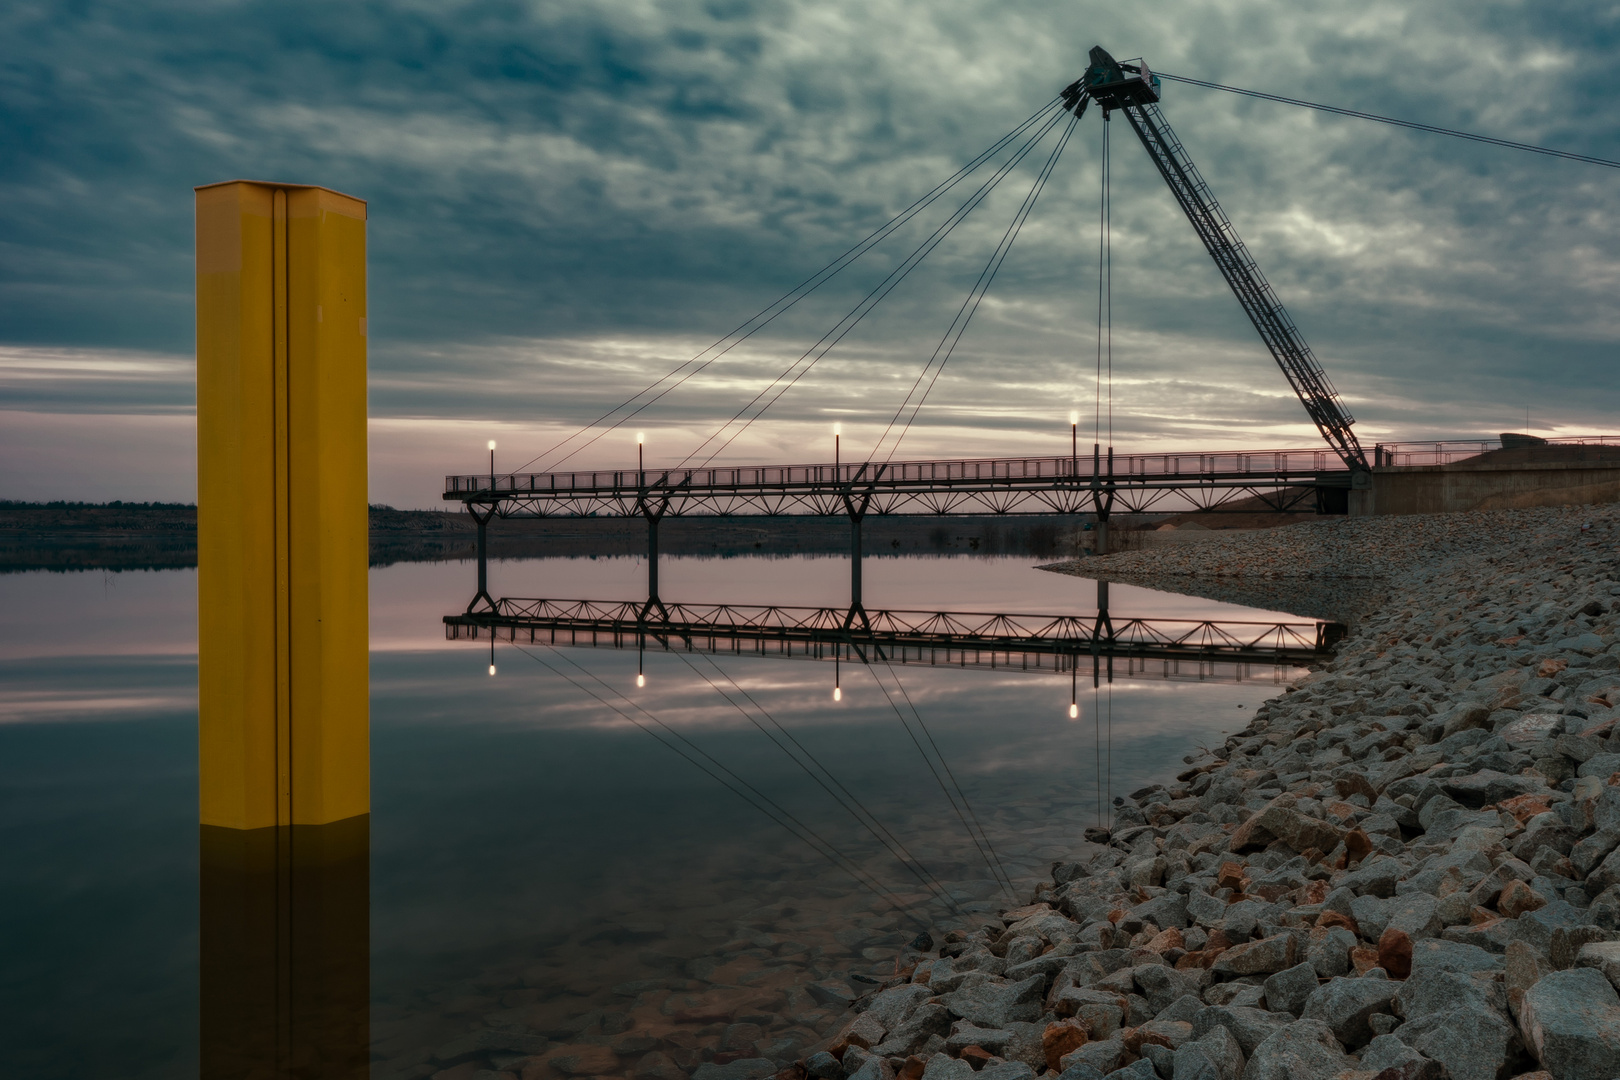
[196, 180, 369, 829]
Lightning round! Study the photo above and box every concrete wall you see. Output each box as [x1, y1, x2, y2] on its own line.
[1350, 460, 1620, 516]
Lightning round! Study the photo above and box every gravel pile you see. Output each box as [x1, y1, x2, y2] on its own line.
[790, 504, 1620, 1080]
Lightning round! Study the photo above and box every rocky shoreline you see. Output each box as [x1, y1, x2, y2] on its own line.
[791, 505, 1620, 1080]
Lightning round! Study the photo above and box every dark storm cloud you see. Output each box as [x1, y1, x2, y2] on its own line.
[4, 0, 1620, 458]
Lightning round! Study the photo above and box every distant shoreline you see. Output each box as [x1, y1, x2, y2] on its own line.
[0, 502, 1116, 573]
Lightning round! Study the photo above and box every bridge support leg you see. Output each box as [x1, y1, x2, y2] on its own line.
[850, 514, 862, 609]
[647, 512, 661, 602]
[467, 505, 496, 614]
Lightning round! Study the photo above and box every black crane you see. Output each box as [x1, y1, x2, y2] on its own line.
[1062, 46, 1371, 488]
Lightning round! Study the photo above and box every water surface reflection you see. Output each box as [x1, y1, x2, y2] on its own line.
[0, 554, 1306, 1079]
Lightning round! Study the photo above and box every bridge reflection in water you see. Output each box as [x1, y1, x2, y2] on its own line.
[445, 585, 1341, 686]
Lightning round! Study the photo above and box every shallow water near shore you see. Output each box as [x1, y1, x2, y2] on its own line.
[0, 554, 1309, 1079]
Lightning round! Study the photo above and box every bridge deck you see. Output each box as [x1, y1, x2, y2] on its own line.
[445, 447, 1351, 516]
[445, 598, 1338, 668]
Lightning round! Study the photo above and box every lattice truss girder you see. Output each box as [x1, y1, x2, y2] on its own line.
[482, 478, 1324, 518]
[445, 598, 1330, 660]
[448, 620, 1297, 685]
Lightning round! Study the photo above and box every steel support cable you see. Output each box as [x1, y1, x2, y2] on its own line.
[1156, 72, 1620, 171]
[509, 641, 934, 927]
[669, 649, 965, 914]
[1095, 116, 1107, 449]
[512, 99, 1067, 477]
[860, 656, 1017, 899]
[681, 109, 1071, 471]
[870, 657, 1018, 897]
[683, 109, 1068, 470]
[875, 111, 1081, 464]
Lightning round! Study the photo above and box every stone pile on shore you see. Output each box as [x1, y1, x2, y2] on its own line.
[797, 505, 1620, 1080]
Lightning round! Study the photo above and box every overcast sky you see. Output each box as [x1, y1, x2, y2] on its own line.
[3, 0, 1618, 505]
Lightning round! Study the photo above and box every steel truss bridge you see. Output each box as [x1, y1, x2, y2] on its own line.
[444, 446, 1348, 520]
[445, 597, 1340, 684]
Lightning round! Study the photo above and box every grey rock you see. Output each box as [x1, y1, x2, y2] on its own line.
[1211, 935, 1296, 978]
[1570, 826, 1620, 877]
[1576, 940, 1620, 991]
[1202, 983, 1263, 1009]
[1059, 1037, 1124, 1076]
[1512, 813, 1579, 864]
[1132, 892, 1191, 931]
[975, 1064, 1035, 1080]
[871, 1003, 951, 1056]
[1055, 1065, 1106, 1080]
[1580, 752, 1620, 778]
[1156, 993, 1204, 1025]
[1237, 1019, 1355, 1080]
[1260, 962, 1317, 1017]
[1135, 965, 1202, 1016]
[636, 1052, 694, 1080]
[1139, 1042, 1177, 1078]
[1408, 938, 1504, 975]
[1187, 889, 1226, 927]
[998, 1022, 1047, 1074]
[918, 1053, 972, 1080]
[843, 1012, 887, 1051]
[1306, 926, 1356, 978]
[945, 1024, 1013, 1053]
[806, 1052, 842, 1080]
[1384, 893, 1443, 941]
[1300, 975, 1397, 1050]
[1393, 970, 1518, 1080]
[865, 984, 934, 1030]
[1171, 1024, 1244, 1080]
[693, 1060, 777, 1080]
[1438, 769, 1542, 807]
[1520, 967, 1620, 1079]
[1101, 1062, 1156, 1080]
[1357, 1035, 1441, 1080]
[1336, 856, 1402, 898]
[1190, 1005, 1288, 1056]
[1514, 898, 1585, 956]
[940, 974, 1045, 1028]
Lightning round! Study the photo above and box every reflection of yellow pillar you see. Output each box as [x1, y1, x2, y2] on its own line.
[195, 180, 369, 829]
[200, 820, 370, 1079]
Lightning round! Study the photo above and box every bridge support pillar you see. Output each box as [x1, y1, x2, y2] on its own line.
[467, 505, 495, 613]
[646, 512, 661, 602]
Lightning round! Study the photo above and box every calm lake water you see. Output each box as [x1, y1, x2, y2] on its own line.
[0, 553, 1307, 1079]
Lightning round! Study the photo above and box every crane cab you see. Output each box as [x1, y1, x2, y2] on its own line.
[1082, 46, 1161, 111]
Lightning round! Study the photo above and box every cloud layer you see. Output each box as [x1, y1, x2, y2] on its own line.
[4, 0, 1619, 501]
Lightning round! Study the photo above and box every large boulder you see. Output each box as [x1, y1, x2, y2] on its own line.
[940, 975, 1046, 1028]
[1300, 975, 1398, 1049]
[1519, 967, 1620, 1079]
[1189, 1006, 1289, 1057]
[1260, 962, 1317, 1016]
[1210, 935, 1297, 978]
[1236, 1019, 1355, 1080]
[1228, 797, 1345, 855]
[1169, 1024, 1244, 1080]
[1393, 969, 1520, 1080]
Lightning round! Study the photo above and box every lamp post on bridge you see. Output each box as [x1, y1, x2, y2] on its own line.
[834, 422, 841, 473]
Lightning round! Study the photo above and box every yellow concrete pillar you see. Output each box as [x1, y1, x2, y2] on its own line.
[196, 180, 369, 829]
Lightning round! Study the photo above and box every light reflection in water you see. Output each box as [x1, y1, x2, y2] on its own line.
[0, 554, 1307, 1079]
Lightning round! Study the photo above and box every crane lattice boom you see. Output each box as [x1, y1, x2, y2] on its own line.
[1063, 46, 1370, 477]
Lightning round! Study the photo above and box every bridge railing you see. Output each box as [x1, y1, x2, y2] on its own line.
[444, 446, 1346, 496]
[1371, 435, 1620, 467]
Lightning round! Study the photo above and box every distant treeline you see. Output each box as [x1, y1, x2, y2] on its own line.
[0, 502, 1118, 574]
